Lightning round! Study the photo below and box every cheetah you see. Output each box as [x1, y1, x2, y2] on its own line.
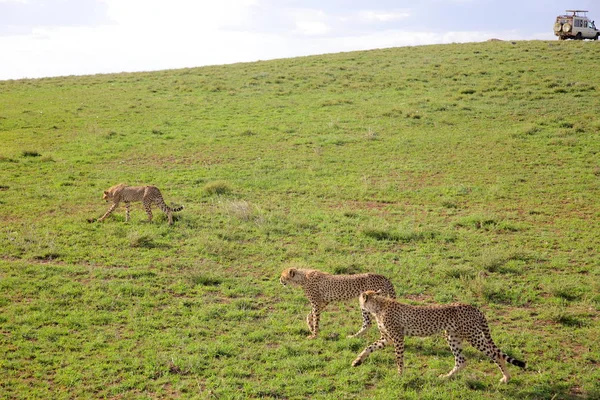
[98, 184, 184, 225]
[279, 268, 396, 339]
[352, 290, 526, 383]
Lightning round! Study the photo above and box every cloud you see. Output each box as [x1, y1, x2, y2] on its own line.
[0, 0, 556, 80]
[356, 10, 411, 23]
[294, 20, 331, 36]
[0, 0, 110, 35]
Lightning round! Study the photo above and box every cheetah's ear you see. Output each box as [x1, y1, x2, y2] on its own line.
[375, 289, 382, 295]
[288, 268, 296, 278]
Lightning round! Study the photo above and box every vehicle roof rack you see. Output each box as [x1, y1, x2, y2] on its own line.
[565, 10, 588, 16]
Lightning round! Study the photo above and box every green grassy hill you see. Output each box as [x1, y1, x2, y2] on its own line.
[1, 40, 599, 399]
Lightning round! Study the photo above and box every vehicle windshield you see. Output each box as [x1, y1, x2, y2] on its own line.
[591, 20, 596, 29]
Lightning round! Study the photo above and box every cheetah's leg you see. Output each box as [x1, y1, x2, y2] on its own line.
[98, 202, 118, 222]
[352, 337, 388, 367]
[306, 311, 315, 335]
[390, 333, 406, 375]
[309, 306, 323, 339]
[143, 200, 153, 222]
[306, 304, 323, 339]
[349, 308, 372, 338]
[154, 199, 175, 225]
[125, 202, 131, 222]
[440, 330, 466, 379]
[467, 331, 511, 383]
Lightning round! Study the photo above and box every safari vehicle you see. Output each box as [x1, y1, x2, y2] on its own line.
[554, 10, 599, 40]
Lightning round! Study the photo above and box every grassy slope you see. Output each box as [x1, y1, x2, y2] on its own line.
[1, 40, 599, 399]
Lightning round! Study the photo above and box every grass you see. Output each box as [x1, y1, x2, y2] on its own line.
[1, 40, 600, 398]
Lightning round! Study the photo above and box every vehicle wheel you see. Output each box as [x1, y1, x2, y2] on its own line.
[595, 34, 599, 41]
[576, 32, 582, 40]
[554, 23, 563, 33]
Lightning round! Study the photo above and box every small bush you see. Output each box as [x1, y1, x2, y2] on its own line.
[441, 199, 458, 209]
[362, 228, 437, 243]
[551, 284, 584, 302]
[454, 215, 524, 232]
[481, 281, 514, 304]
[365, 127, 378, 140]
[0, 155, 17, 163]
[225, 200, 254, 221]
[190, 274, 222, 287]
[332, 264, 363, 275]
[22, 150, 41, 157]
[546, 308, 587, 327]
[32, 252, 62, 261]
[128, 233, 156, 248]
[204, 181, 232, 195]
[444, 266, 475, 279]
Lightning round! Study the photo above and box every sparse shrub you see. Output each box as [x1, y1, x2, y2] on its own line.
[554, 314, 585, 327]
[523, 124, 541, 135]
[479, 250, 507, 273]
[481, 280, 513, 304]
[558, 121, 574, 129]
[465, 379, 487, 391]
[32, 252, 62, 261]
[332, 264, 363, 275]
[365, 127, 378, 140]
[190, 274, 222, 287]
[444, 266, 475, 279]
[0, 155, 16, 163]
[546, 307, 587, 327]
[362, 227, 437, 243]
[128, 232, 156, 248]
[441, 199, 458, 209]
[22, 150, 41, 157]
[551, 284, 584, 302]
[224, 200, 254, 221]
[204, 181, 232, 195]
[454, 215, 498, 230]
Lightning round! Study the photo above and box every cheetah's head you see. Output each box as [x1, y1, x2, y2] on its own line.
[103, 184, 127, 201]
[280, 268, 305, 286]
[359, 290, 383, 313]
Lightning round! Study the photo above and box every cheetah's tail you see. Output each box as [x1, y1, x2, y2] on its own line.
[503, 353, 526, 369]
[158, 203, 184, 213]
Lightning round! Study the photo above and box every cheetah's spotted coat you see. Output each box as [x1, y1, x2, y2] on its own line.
[280, 268, 396, 339]
[98, 184, 183, 225]
[352, 290, 526, 383]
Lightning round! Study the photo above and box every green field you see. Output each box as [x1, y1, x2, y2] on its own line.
[1, 40, 599, 399]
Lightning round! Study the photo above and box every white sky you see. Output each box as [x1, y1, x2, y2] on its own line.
[0, 0, 597, 80]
